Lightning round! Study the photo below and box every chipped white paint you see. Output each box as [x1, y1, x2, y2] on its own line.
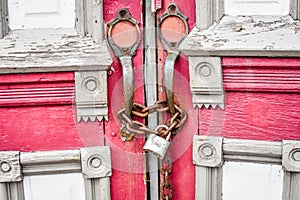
[180, 15, 300, 57]
[23, 173, 85, 200]
[8, 0, 75, 29]
[222, 162, 283, 200]
[225, 0, 290, 16]
[0, 29, 112, 74]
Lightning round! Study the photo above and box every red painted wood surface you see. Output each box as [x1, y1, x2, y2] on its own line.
[104, 0, 146, 199]
[0, 72, 105, 152]
[199, 58, 300, 141]
[157, 1, 196, 200]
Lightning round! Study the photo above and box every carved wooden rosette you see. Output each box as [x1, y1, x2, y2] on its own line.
[75, 71, 108, 122]
[189, 57, 224, 109]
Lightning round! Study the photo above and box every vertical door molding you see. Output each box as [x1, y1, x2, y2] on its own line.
[75, 0, 104, 42]
[282, 140, 300, 200]
[81, 146, 112, 200]
[196, 0, 224, 29]
[193, 136, 223, 200]
[0, 151, 24, 200]
[0, 147, 112, 200]
[192, 136, 300, 200]
[0, 0, 9, 38]
[290, 0, 300, 19]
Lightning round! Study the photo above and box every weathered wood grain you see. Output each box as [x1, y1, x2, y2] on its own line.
[223, 57, 300, 93]
[103, 1, 146, 199]
[156, 2, 197, 200]
[0, 0, 9, 39]
[199, 92, 300, 141]
[0, 29, 112, 74]
[0, 73, 75, 107]
[180, 15, 300, 57]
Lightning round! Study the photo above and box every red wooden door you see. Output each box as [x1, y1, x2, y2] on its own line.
[102, 0, 197, 199]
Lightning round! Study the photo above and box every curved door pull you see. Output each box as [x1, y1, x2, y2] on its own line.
[107, 8, 141, 116]
[158, 3, 188, 114]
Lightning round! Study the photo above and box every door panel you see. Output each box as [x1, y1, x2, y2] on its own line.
[156, 1, 196, 199]
[222, 162, 283, 200]
[23, 173, 85, 200]
[8, 0, 75, 29]
[103, 1, 146, 199]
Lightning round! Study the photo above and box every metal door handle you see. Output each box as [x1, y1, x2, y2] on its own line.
[107, 8, 141, 116]
[119, 56, 134, 115]
[158, 3, 188, 114]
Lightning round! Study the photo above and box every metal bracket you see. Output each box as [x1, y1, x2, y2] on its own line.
[189, 57, 225, 109]
[75, 71, 108, 122]
[0, 151, 22, 182]
[193, 135, 223, 167]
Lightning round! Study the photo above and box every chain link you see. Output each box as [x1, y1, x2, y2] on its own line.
[117, 100, 187, 199]
[160, 157, 173, 200]
[117, 100, 187, 141]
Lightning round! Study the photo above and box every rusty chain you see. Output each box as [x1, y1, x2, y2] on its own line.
[117, 100, 187, 141]
[117, 100, 187, 200]
[160, 156, 173, 200]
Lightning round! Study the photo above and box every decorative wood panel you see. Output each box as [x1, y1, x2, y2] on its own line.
[103, 1, 146, 199]
[199, 58, 300, 141]
[223, 58, 300, 93]
[155, 1, 197, 200]
[0, 73, 74, 107]
[8, 0, 75, 29]
[225, 0, 290, 16]
[0, 147, 112, 200]
[193, 136, 300, 200]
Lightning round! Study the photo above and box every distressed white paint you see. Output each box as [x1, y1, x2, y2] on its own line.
[8, 0, 75, 29]
[222, 162, 283, 200]
[179, 15, 300, 57]
[23, 173, 85, 200]
[225, 0, 290, 15]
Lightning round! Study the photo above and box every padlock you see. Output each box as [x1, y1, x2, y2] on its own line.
[143, 125, 171, 159]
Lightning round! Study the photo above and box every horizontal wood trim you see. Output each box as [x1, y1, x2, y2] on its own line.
[20, 150, 81, 175]
[0, 29, 112, 74]
[223, 138, 282, 164]
[0, 72, 75, 107]
[222, 57, 300, 93]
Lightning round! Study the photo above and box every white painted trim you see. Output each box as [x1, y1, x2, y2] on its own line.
[195, 166, 222, 200]
[188, 57, 225, 109]
[282, 172, 300, 200]
[0, 147, 112, 200]
[75, 71, 109, 122]
[0, 0, 9, 39]
[223, 138, 282, 164]
[1, 0, 104, 41]
[193, 136, 300, 200]
[180, 15, 300, 57]
[224, 0, 290, 16]
[20, 150, 81, 176]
